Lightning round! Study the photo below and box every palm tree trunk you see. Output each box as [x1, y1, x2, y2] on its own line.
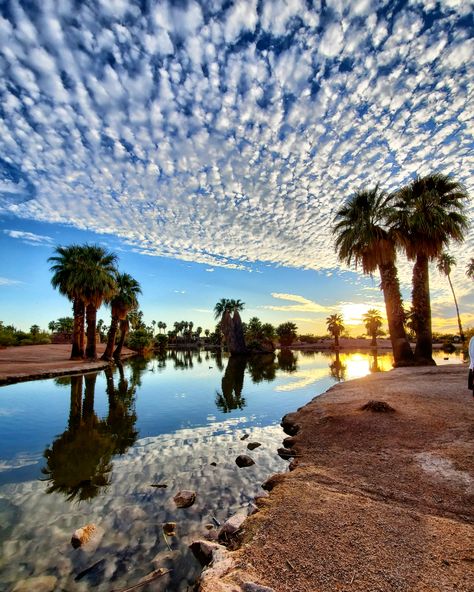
[371, 333, 377, 347]
[447, 273, 465, 344]
[231, 311, 247, 355]
[379, 261, 415, 367]
[85, 303, 98, 360]
[102, 314, 119, 361]
[412, 254, 435, 365]
[71, 299, 85, 360]
[334, 332, 339, 348]
[114, 318, 129, 359]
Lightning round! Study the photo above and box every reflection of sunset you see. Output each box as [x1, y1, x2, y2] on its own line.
[342, 353, 370, 380]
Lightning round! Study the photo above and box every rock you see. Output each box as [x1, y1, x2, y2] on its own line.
[243, 583, 275, 592]
[218, 512, 247, 540]
[235, 455, 255, 467]
[12, 576, 58, 592]
[163, 522, 176, 536]
[240, 434, 250, 440]
[210, 462, 217, 466]
[150, 483, 167, 488]
[360, 400, 395, 413]
[189, 539, 226, 566]
[283, 435, 297, 448]
[71, 523, 98, 549]
[173, 490, 196, 508]
[277, 447, 295, 460]
[205, 523, 215, 530]
[281, 413, 300, 435]
[262, 473, 286, 491]
[247, 442, 261, 451]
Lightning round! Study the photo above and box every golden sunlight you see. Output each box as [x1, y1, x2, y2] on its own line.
[340, 303, 373, 326]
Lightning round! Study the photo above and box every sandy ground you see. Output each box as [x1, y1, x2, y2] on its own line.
[0, 343, 135, 385]
[200, 365, 474, 592]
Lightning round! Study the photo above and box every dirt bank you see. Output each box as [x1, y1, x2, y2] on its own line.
[0, 343, 135, 385]
[199, 365, 474, 592]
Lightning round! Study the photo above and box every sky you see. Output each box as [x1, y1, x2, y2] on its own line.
[0, 0, 473, 336]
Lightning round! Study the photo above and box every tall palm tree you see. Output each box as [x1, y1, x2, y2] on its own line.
[49, 245, 87, 359]
[437, 253, 465, 344]
[334, 187, 414, 366]
[391, 174, 468, 364]
[102, 273, 141, 361]
[213, 298, 246, 354]
[326, 314, 344, 348]
[362, 309, 384, 347]
[467, 258, 474, 280]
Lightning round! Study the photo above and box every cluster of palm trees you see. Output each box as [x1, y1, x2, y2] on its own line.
[334, 173, 469, 366]
[213, 298, 246, 354]
[49, 244, 141, 361]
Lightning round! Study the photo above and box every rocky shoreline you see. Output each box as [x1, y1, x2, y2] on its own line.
[194, 365, 474, 592]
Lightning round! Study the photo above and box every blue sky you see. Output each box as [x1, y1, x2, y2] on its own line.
[0, 0, 472, 335]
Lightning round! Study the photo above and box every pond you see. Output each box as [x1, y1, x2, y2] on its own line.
[0, 349, 462, 591]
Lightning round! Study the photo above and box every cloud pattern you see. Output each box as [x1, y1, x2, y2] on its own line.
[0, 0, 472, 281]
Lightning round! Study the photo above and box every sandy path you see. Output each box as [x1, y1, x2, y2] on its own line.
[200, 365, 474, 592]
[0, 343, 135, 385]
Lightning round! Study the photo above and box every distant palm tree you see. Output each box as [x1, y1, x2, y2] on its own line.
[326, 314, 344, 348]
[102, 273, 141, 361]
[213, 298, 246, 354]
[437, 253, 465, 344]
[362, 309, 384, 347]
[49, 245, 88, 359]
[391, 173, 468, 364]
[334, 187, 414, 366]
[467, 258, 474, 280]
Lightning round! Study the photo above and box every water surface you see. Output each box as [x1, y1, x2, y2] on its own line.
[0, 349, 461, 591]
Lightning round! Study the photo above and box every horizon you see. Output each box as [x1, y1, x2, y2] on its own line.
[0, 0, 473, 336]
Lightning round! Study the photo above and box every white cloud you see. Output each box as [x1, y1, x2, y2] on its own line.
[0, 276, 24, 286]
[3, 230, 54, 246]
[265, 293, 330, 314]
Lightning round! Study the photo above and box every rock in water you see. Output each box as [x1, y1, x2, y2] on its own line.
[235, 454, 255, 467]
[163, 522, 176, 536]
[218, 512, 247, 540]
[71, 523, 97, 548]
[12, 576, 58, 592]
[189, 540, 226, 566]
[173, 490, 196, 508]
[247, 442, 261, 450]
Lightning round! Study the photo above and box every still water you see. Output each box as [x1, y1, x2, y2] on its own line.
[0, 349, 462, 591]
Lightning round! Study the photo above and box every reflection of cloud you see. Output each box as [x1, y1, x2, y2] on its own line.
[275, 367, 329, 391]
[265, 293, 329, 314]
[0, 453, 40, 472]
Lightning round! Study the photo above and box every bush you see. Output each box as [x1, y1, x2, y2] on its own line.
[154, 334, 168, 349]
[127, 328, 154, 354]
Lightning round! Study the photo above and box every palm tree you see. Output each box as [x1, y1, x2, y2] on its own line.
[326, 314, 344, 348]
[437, 253, 465, 344]
[49, 245, 87, 359]
[391, 174, 468, 364]
[102, 273, 141, 361]
[213, 298, 246, 354]
[362, 309, 384, 347]
[334, 187, 414, 367]
[467, 258, 474, 280]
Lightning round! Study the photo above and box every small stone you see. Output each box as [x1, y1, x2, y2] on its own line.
[150, 483, 167, 488]
[210, 462, 217, 466]
[173, 490, 196, 508]
[235, 455, 255, 468]
[277, 447, 295, 460]
[205, 523, 214, 530]
[71, 523, 97, 548]
[12, 576, 58, 592]
[240, 434, 250, 440]
[247, 442, 261, 451]
[218, 512, 247, 540]
[163, 522, 176, 536]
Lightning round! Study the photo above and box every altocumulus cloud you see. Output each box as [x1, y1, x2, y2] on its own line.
[0, 0, 472, 284]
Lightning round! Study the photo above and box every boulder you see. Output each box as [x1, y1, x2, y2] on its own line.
[281, 413, 300, 435]
[247, 442, 261, 451]
[235, 455, 255, 468]
[189, 539, 226, 566]
[173, 490, 196, 508]
[71, 523, 98, 549]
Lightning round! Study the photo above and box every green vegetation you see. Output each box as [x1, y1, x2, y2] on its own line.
[276, 322, 298, 347]
[326, 314, 344, 348]
[467, 258, 474, 280]
[334, 173, 469, 366]
[362, 309, 384, 347]
[437, 253, 465, 344]
[0, 321, 51, 347]
[48, 317, 74, 333]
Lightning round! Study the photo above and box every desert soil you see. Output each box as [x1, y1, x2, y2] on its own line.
[0, 343, 134, 385]
[201, 365, 474, 592]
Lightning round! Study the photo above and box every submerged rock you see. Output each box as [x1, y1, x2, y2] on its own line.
[235, 455, 255, 468]
[163, 522, 176, 536]
[12, 576, 58, 592]
[173, 490, 196, 508]
[71, 523, 98, 549]
[247, 442, 261, 451]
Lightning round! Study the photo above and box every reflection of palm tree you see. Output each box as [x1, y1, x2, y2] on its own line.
[247, 354, 276, 383]
[215, 356, 247, 413]
[329, 351, 347, 382]
[277, 350, 298, 373]
[42, 374, 115, 501]
[370, 350, 381, 373]
[104, 365, 138, 455]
